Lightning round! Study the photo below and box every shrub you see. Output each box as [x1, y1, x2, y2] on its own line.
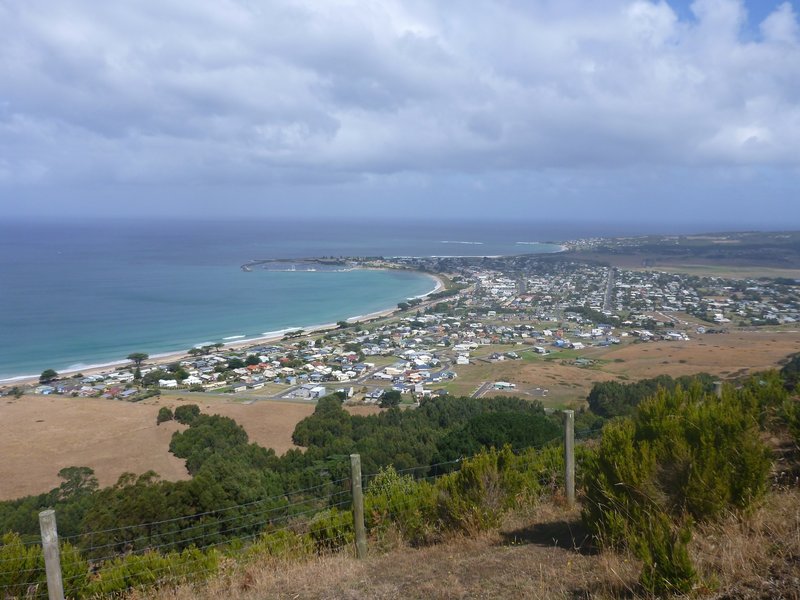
[156, 406, 174, 425]
[86, 547, 219, 596]
[582, 384, 771, 593]
[365, 466, 437, 545]
[242, 528, 315, 562]
[436, 446, 536, 534]
[783, 398, 800, 445]
[0, 532, 45, 597]
[173, 404, 201, 425]
[308, 508, 353, 553]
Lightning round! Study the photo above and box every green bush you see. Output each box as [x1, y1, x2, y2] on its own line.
[86, 547, 219, 596]
[582, 383, 771, 593]
[60, 542, 90, 599]
[436, 446, 531, 533]
[173, 404, 201, 425]
[242, 528, 315, 562]
[365, 466, 437, 545]
[156, 406, 174, 425]
[308, 508, 353, 553]
[0, 532, 45, 597]
[782, 398, 800, 445]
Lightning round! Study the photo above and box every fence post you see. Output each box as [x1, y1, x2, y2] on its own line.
[714, 380, 723, 398]
[350, 453, 368, 559]
[38, 509, 65, 600]
[564, 410, 575, 508]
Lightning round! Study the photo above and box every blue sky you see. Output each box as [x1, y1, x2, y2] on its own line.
[1, 0, 798, 229]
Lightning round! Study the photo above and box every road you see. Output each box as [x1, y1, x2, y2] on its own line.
[602, 267, 615, 312]
[471, 381, 493, 399]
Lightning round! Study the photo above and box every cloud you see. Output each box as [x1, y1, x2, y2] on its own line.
[0, 0, 798, 198]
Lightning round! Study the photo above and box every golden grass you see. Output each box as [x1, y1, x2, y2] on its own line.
[135, 488, 800, 600]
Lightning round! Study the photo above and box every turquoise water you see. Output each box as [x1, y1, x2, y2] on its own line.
[0, 218, 561, 380]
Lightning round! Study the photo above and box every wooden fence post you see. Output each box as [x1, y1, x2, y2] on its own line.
[714, 381, 723, 398]
[38, 509, 65, 600]
[564, 410, 575, 508]
[350, 453, 368, 559]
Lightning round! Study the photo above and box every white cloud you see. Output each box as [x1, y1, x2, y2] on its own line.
[0, 0, 798, 192]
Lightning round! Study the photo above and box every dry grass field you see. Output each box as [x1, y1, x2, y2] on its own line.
[0, 394, 377, 501]
[444, 329, 800, 408]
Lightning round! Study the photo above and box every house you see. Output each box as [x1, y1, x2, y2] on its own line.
[493, 381, 516, 390]
[158, 379, 178, 389]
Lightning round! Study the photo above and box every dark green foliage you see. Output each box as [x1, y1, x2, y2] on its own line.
[169, 414, 249, 474]
[783, 399, 800, 444]
[434, 411, 561, 464]
[39, 368, 58, 383]
[142, 369, 169, 387]
[308, 508, 353, 552]
[85, 547, 218, 596]
[243, 529, 314, 561]
[586, 373, 716, 418]
[781, 352, 800, 391]
[173, 403, 201, 425]
[436, 446, 559, 534]
[227, 357, 245, 369]
[291, 394, 557, 477]
[127, 352, 149, 367]
[365, 466, 437, 545]
[0, 532, 45, 596]
[583, 383, 771, 593]
[379, 389, 402, 408]
[636, 514, 696, 596]
[244, 354, 261, 366]
[156, 406, 174, 425]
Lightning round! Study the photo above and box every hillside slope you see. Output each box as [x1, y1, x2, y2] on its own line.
[142, 491, 800, 600]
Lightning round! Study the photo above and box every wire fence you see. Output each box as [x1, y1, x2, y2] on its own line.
[0, 414, 591, 599]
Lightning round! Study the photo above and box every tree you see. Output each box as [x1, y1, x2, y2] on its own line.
[142, 369, 168, 387]
[245, 354, 261, 366]
[227, 358, 245, 370]
[380, 389, 402, 408]
[174, 404, 201, 425]
[39, 369, 58, 384]
[156, 407, 174, 425]
[127, 352, 149, 368]
[56, 466, 98, 500]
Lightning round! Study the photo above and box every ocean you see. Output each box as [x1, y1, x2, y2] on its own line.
[0, 218, 571, 381]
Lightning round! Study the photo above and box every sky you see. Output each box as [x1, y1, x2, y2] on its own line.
[1, 0, 799, 229]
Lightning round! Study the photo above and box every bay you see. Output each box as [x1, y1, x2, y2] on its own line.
[0, 218, 562, 380]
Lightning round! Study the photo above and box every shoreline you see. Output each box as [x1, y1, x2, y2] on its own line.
[0, 271, 445, 386]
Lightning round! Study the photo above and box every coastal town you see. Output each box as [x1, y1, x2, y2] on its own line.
[8, 244, 800, 407]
